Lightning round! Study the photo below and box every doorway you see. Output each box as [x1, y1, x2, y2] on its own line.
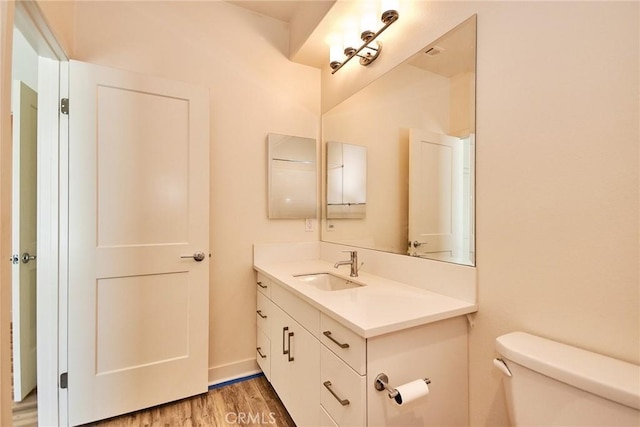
[11, 26, 39, 427]
[4, 1, 68, 425]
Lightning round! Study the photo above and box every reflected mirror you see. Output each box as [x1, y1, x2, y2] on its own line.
[322, 15, 476, 266]
[327, 141, 367, 219]
[268, 133, 317, 219]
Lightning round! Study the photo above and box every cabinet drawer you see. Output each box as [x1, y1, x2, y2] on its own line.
[320, 406, 339, 427]
[271, 283, 320, 338]
[256, 272, 271, 298]
[256, 292, 272, 334]
[321, 314, 366, 375]
[256, 329, 270, 381]
[321, 345, 366, 427]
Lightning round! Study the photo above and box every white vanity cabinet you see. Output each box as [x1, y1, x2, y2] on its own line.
[256, 274, 272, 380]
[255, 271, 470, 427]
[256, 273, 321, 427]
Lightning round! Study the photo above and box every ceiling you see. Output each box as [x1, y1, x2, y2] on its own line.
[225, 1, 302, 22]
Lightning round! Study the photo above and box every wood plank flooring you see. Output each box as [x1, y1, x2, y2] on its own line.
[90, 375, 296, 427]
[12, 389, 38, 427]
[11, 373, 294, 427]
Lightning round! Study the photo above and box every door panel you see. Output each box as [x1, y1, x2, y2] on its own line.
[68, 60, 209, 426]
[11, 80, 38, 402]
[95, 273, 189, 374]
[409, 129, 460, 260]
[96, 86, 189, 246]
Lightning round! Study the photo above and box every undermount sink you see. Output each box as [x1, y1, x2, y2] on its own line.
[293, 273, 364, 291]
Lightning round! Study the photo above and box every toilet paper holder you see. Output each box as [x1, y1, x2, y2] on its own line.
[374, 373, 431, 399]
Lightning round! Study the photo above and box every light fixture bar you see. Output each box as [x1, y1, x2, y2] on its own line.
[331, 9, 399, 74]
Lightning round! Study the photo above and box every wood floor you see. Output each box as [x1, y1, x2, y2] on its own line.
[90, 375, 296, 427]
[12, 389, 38, 427]
[12, 375, 294, 427]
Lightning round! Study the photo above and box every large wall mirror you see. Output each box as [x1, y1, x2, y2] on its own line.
[321, 15, 476, 266]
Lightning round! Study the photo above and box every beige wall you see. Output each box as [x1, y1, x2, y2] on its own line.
[322, 1, 638, 425]
[472, 2, 638, 423]
[35, 0, 639, 425]
[70, 0, 320, 380]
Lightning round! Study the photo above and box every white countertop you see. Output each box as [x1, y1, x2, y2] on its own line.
[254, 259, 478, 338]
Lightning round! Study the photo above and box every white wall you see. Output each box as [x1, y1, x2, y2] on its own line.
[11, 28, 38, 93]
[322, 1, 639, 425]
[71, 0, 321, 382]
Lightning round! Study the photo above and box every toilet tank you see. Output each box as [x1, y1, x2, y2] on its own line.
[495, 332, 640, 427]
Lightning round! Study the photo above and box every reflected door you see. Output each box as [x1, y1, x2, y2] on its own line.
[11, 80, 38, 402]
[67, 61, 210, 425]
[409, 129, 461, 261]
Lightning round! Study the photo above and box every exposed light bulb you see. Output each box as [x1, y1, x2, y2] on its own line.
[329, 42, 344, 69]
[343, 27, 360, 56]
[360, 11, 377, 41]
[381, 0, 399, 13]
[381, 0, 399, 24]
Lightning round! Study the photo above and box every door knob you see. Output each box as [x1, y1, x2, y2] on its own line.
[181, 251, 206, 262]
[21, 252, 36, 264]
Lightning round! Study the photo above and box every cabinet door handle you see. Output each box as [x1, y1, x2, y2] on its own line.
[323, 331, 350, 349]
[287, 332, 295, 362]
[323, 381, 350, 406]
[257, 281, 267, 289]
[282, 327, 289, 355]
[256, 347, 267, 359]
[257, 310, 267, 319]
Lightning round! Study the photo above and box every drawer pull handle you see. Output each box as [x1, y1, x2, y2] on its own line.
[257, 281, 267, 289]
[323, 331, 350, 349]
[282, 327, 289, 355]
[323, 381, 350, 406]
[287, 332, 295, 362]
[256, 347, 267, 359]
[257, 310, 267, 319]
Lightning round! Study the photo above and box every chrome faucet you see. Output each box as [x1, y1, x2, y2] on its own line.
[334, 250, 359, 277]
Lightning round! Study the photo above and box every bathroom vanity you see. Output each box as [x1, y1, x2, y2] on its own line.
[254, 242, 477, 427]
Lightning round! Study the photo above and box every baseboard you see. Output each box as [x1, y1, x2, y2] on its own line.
[208, 357, 261, 387]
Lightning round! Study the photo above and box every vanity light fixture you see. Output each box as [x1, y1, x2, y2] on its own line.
[329, 1, 399, 74]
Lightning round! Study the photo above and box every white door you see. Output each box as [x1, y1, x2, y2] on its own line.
[11, 80, 38, 402]
[409, 129, 461, 261]
[67, 60, 210, 426]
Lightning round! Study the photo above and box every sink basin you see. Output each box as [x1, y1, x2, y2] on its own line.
[293, 273, 364, 291]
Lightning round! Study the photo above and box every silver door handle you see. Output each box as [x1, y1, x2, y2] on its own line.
[21, 252, 36, 264]
[181, 251, 206, 262]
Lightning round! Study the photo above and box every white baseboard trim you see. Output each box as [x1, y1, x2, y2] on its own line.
[208, 357, 261, 387]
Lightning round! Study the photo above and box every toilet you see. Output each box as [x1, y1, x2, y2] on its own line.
[494, 332, 640, 426]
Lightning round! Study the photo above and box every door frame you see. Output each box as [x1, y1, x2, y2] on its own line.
[1, 1, 68, 425]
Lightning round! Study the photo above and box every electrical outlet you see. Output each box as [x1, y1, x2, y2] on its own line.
[305, 218, 314, 232]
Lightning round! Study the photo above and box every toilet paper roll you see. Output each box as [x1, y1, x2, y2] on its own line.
[393, 379, 430, 406]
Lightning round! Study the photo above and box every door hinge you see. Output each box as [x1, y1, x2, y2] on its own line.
[60, 98, 69, 115]
[60, 372, 68, 389]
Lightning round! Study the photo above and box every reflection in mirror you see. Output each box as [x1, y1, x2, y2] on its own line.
[268, 133, 317, 219]
[327, 141, 367, 219]
[322, 15, 476, 266]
